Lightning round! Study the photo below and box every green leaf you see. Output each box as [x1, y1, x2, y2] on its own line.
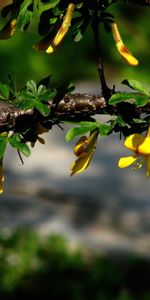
[0, 83, 9, 100]
[132, 118, 147, 124]
[98, 124, 112, 136]
[132, 94, 149, 106]
[65, 125, 97, 142]
[38, 0, 60, 13]
[38, 89, 57, 101]
[26, 80, 37, 95]
[33, 100, 50, 116]
[122, 79, 150, 96]
[8, 73, 17, 96]
[18, 99, 35, 111]
[8, 135, 31, 157]
[37, 85, 46, 95]
[109, 92, 135, 105]
[74, 29, 83, 42]
[109, 92, 149, 106]
[17, 0, 33, 31]
[77, 121, 97, 127]
[0, 137, 7, 159]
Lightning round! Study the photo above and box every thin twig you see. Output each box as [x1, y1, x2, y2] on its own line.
[92, 1, 112, 100]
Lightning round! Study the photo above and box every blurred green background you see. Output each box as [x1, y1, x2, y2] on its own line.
[0, 229, 150, 300]
[0, 2, 149, 88]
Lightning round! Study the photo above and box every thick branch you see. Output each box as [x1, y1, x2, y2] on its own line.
[0, 93, 150, 132]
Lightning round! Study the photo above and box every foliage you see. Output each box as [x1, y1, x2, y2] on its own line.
[0, 0, 150, 190]
[0, 229, 149, 300]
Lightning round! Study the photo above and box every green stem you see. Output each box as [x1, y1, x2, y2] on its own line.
[146, 125, 150, 137]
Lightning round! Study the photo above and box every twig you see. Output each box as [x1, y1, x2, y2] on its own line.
[92, 1, 112, 100]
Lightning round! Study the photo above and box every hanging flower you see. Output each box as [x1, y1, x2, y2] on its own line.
[0, 158, 4, 194]
[0, 19, 16, 39]
[118, 127, 150, 176]
[31, 123, 49, 147]
[111, 23, 139, 66]
[70, 129, 99, 176]
[34, 3, 75, 54]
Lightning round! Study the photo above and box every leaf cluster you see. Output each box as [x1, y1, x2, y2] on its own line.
[0, 74, 73, 160]
[0, 0, 150, 178]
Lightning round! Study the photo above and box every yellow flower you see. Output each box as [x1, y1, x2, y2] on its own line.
[34, 3, 75, 54]
[70, 130, 99, 176]
[111, 23, 139, 66]
[0, 159, 4, 194]
[118, 131, 150, 176]
[0, 19, 16, 39]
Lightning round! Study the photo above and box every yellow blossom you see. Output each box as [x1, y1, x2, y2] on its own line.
[118, 128, 150, 176]
[70, 130, 99, 176]
[0, 19, 16, 39]
[34, 3, 75, 54]
[111, 23, 139, 66]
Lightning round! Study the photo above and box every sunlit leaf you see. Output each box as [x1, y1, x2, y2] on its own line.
[122, 79, 150, 96]
[66, 125, 98, 142]
[9, 135, 31, 157]
[0, 83, 9, 100]
[0, 137, 7, 159]
[98, 124, 112, 136]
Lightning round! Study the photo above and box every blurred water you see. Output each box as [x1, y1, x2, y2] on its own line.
[0, 82, 150, 257]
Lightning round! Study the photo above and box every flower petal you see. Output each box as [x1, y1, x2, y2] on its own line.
[0, 19, 16, 40]
[111, 23, 138, 66]
[124, 134, 145, 151]
[33, 34, 54, 53]
[53, 3, 75, 46]
[73, 136, 88, 156]
[70, 152, 93, 176]
[138, 137, 150, 155]
[116, 41, 139, 66]
[118, 155, 138, 168]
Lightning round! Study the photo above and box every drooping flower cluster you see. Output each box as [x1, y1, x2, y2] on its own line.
[111, 23, 139, 66]
[34, 3, 75, 53]
[70, 130, 99, 176]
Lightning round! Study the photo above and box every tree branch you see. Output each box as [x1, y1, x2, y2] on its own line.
[0, 93, 150, 132]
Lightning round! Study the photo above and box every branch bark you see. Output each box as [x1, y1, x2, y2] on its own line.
[0, 93, 150, 132]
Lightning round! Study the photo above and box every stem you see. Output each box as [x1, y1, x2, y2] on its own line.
[92, 1, 112, 100]
[146, 125, 150, 137]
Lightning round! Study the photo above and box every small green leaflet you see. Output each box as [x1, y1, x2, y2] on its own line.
[8, 135, 31, 157]
[65, 123, 98, 142]
[38, 0, 60, 13]
[17, 0, 33, 31]
[33, 100, 50, 116]
[19, 99, 50, 116]
[65, 121, 112, 142]
[0, 137, 7, 159]
[26, 80, 37, 95]
[0, 83, 9, 100]
[98, 123, 112, 136]
[122, 79, 150, 96]
[8, 73, 17, 96]
[109, 92, 149, 107]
